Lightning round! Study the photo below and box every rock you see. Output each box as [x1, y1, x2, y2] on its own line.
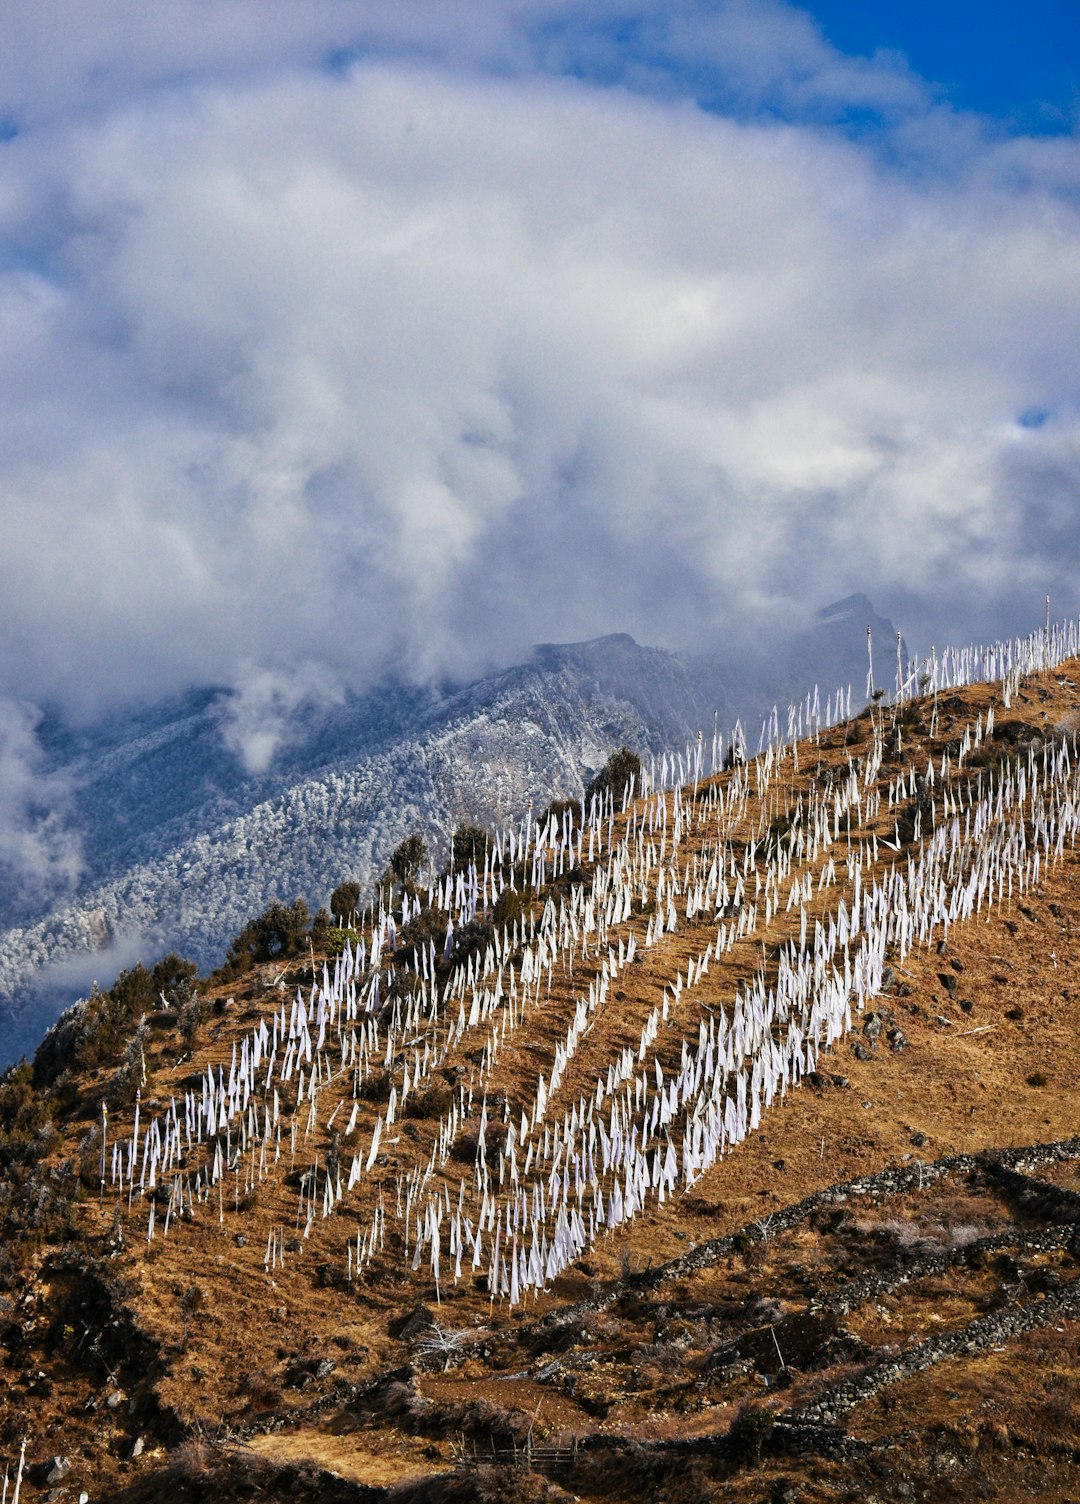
[959, 999, 973, 1014]
[910, 1131, 926, 1148]
[130, 1435, 145, 1459]
[888, 1028, 907, 1052]
[312, 1357, 336, 1379]
[394, 1304, 437, 1341]
[234, 1234, 247, 1247]
[45, 1457, 71, 1485]
[851, 1041, 872, 1061]
[105, 1388, 126, 1409]
[937, 972, 958, 997]
[863, 1013, 883, 1042]
[285, 1237, 301, 1253]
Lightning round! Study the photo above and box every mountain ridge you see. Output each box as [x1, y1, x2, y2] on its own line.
[0, 608, 900, 1065]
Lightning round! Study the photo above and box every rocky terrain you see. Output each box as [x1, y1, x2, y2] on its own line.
[2, 628, 1076, 1503]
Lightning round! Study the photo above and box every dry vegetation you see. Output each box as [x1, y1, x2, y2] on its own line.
[1, 657, 1079, 1502]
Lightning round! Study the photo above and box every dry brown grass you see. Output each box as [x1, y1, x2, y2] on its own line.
[4, 660, 1080, 1501]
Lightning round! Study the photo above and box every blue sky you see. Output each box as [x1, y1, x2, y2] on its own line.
[0, 1, 1079, 847]
[806, 0, 1080, 131]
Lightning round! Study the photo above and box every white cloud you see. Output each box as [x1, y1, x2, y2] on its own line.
[0, 699, 83, 895]
[217, 662, 346, 774]
[1, 8, 1079, 731]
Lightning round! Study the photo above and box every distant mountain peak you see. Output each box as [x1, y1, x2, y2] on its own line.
[816, 592, 880, 627]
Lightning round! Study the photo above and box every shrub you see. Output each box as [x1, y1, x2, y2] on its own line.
[585, 746, 642, 808]
[492, 885, 532, 929]
[396, 906, 451, 968]
[452, 824, 492, 869]
[330, 881, 361, 922]
[322, 926, 361, 958]
[539, 797, 578, 829]
[150, 953, 198, 1006]
[727, 1402, 775, 1463]
[178, 993, 209, 1048]
[108, 1020, 153, 1107]
[223, 898, 311, 974]
[33, 950, 199, 1085]
[390, 834, 428, 887]
[0, 1062, 55, 1163]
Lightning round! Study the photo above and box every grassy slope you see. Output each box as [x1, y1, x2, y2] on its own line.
[0, 661, 1078, 1502]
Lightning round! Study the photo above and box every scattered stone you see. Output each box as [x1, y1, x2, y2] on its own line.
[284, 1237, 300, 1253]
[851, 1041, 872, 1061]
[234, 1234, 247, 1247]
[45, 1458, 71, 1485]
[863, 1014, 883, 1042]
[958, 999, 974, 1014]
[910, 1131, 926, 1148]
[937, 972, 958, 998]
[949, 958, 965, 973]
[130, 1435, 145, 1460]
[105, 1389, 126, 1410]
[395, 1303, 437, 1341]
[888, 1027, 908, 1052]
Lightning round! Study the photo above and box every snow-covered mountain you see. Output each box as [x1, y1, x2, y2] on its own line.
[0, 602, 898, 1064]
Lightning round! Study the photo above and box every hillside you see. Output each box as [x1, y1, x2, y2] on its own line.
[0, 599, 899, 1068]
[1, 627, 1077, 1502]
[1, 633, 726, 1067]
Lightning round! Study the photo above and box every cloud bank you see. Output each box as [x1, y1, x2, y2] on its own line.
[1, 0, 1079, 749]
[0, 699, 83, 901]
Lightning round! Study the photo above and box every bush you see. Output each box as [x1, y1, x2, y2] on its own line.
[492, 886, 532, 929]
[150, 953, 198, 1006]
[452, 824, 492, 869]
[223, 898, 311, 974]
[539, 797, 578, 829]
[33, 949, 199, 1085]
[727, 1402, 776, 1463]
[178, 992, 209, 1048]
[0, 1062, 55, 1163]
[390, 834, 428, 887]
[395, 906, 450, 967]
[585, 746, 642, 808]
[330, 881, 361, 923]
[322, 926, 361, 958]
[108, 1020, 152, 1108]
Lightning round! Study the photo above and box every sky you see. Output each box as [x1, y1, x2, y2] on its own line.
[1, 0, 1079, 881]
